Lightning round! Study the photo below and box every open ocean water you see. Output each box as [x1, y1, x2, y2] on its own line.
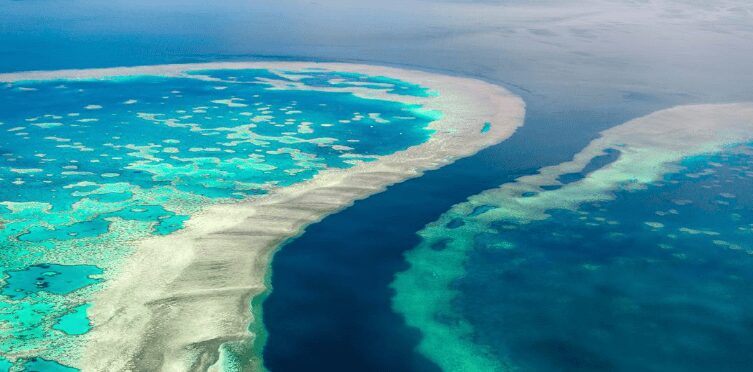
[2, 0, 753, 371]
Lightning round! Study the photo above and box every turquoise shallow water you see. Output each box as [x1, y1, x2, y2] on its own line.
[1, 1, 752, 371]
[398, 143, 753, 371]
[0, 67, 438, 369]
[1, 265, 102, 300]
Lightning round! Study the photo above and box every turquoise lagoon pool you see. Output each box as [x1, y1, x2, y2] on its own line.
[0, 67, 439, 369]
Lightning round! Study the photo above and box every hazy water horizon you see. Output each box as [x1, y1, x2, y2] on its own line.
[3, 1, 753, 370]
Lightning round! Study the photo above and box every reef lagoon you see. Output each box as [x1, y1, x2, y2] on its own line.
[393, 104, 753, 371]
[0, 62, 523, 370]
[3, 1, 753, 371]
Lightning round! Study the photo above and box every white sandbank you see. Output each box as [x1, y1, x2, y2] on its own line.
[0, 62, 525, 371]
[470, 103, 753, 223]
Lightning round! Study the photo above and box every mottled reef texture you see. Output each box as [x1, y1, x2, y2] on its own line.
[0, 62, 525, 371]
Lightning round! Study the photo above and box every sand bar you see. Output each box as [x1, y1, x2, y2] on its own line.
[471, 103, 753, 223]
[1, 62, 525, 371]
[392, 103, 753, 372]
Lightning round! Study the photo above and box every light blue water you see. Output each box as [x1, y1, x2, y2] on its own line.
[51, 304, 91, 336]
[2, 1, 753, 371]
[1, 265, 102, 300]
[21, 358, 77, 372]
[0, 67, 438, 368]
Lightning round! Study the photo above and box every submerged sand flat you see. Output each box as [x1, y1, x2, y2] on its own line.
[392, 103, 753, 372]
[0, 62, 524, 371]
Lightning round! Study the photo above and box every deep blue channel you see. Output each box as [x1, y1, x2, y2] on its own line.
[261, 96, 666, 371]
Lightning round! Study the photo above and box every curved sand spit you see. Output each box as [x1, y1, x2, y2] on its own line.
[469, 102, 753, 224]
[0, 62, 525, 371]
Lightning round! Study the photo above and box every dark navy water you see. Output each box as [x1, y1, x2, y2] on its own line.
[557, 148, 620, 185]
[3, 1, 753, 371]
[458, 148, 753, 371]
[261, 103, 664, 371]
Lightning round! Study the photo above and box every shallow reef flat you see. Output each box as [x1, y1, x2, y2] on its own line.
[0, 62, 524, 370]
[393, 103, 753, 371]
